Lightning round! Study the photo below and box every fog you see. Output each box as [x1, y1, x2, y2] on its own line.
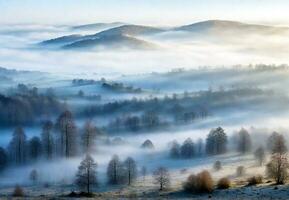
[1, 22, 289, 196]
[2, 23, 289, 75]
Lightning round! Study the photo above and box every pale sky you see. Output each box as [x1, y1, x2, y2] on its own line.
[1, 0, 289, 26]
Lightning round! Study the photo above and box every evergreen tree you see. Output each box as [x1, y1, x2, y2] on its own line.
[181, 138, 195, 158]
[206, 127, 227, 155]
[170, 140, 180, 159]
[254, 146, 265, 166]
[237, 128, 252, 154]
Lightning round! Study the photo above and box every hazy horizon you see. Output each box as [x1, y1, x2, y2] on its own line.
[1, 0, 289, 26]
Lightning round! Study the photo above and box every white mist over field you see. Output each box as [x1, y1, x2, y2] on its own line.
[1, 22, 289, 75]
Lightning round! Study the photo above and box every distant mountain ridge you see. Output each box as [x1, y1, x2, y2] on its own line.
[175, 20, 288, 34]
[40, 20, 289, 50]
[41, 24, 164, 50]
[63, 34, 157, 50]
[71, 22, 126, 31]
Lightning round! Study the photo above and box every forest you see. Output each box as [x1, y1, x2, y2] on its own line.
[0, 65, 288, 199]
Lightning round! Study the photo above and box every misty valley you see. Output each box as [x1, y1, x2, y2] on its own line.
[0, 64, 289, 199]
[1, 16, 289, 199]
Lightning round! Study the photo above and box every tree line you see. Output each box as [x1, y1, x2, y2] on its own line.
[0, 84, 63, 127]
[0, 110, 105, 168]
[169, 127, 287, 160]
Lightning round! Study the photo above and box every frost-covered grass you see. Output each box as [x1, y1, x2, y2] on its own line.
[0, 152, 281, 199]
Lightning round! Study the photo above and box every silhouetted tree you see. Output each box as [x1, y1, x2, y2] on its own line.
[142, 111, 160, 128]
[9, 127, 27, 165]
[206, 127, 227, 155]
[267, 132, 287, 154]
[75, 154, 98, 194]
[237, 128, 252, 154]
[125, 116, 140, 131]
[0, 147, 8, 171]
[124, 157, 137, 185]
[29, 169, 38, 185]
[254, 146, 265, 166]
[41, 120, 54, 160]
[170, 140, 180, 159]
[141, 139, 154, 149]
[28, 136, 42, 161]
[181, 138, 195, 159]
[106, 155, 125, 184]
[82, 120, 98, 154]
[153, 167, 170, 191]
[56, 110, 78, 157]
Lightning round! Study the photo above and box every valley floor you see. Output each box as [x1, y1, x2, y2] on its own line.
[1, 153, 289, 199]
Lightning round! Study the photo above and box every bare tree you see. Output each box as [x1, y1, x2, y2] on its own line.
[266, 153, 289, 184]
[124, 157, 137, 185]
[75, 154, 98, 194]
[237, 128, 252, 154]
[153, 167, 170, 191]
[9, 127, 27, 165]
[41, 120, 54, 160]
[254, 146, 265, 166]
[56, 110, 78, 157]
[106, 155, 125, 184]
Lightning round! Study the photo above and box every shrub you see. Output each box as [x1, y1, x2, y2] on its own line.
[236, 166, 245, 177]
[217, 177, 231, 189]
[213, 161, 222, 171]
[12, 185, 24, 197]
[183, 170, 214, 193]
[247, 175, 263, 186]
